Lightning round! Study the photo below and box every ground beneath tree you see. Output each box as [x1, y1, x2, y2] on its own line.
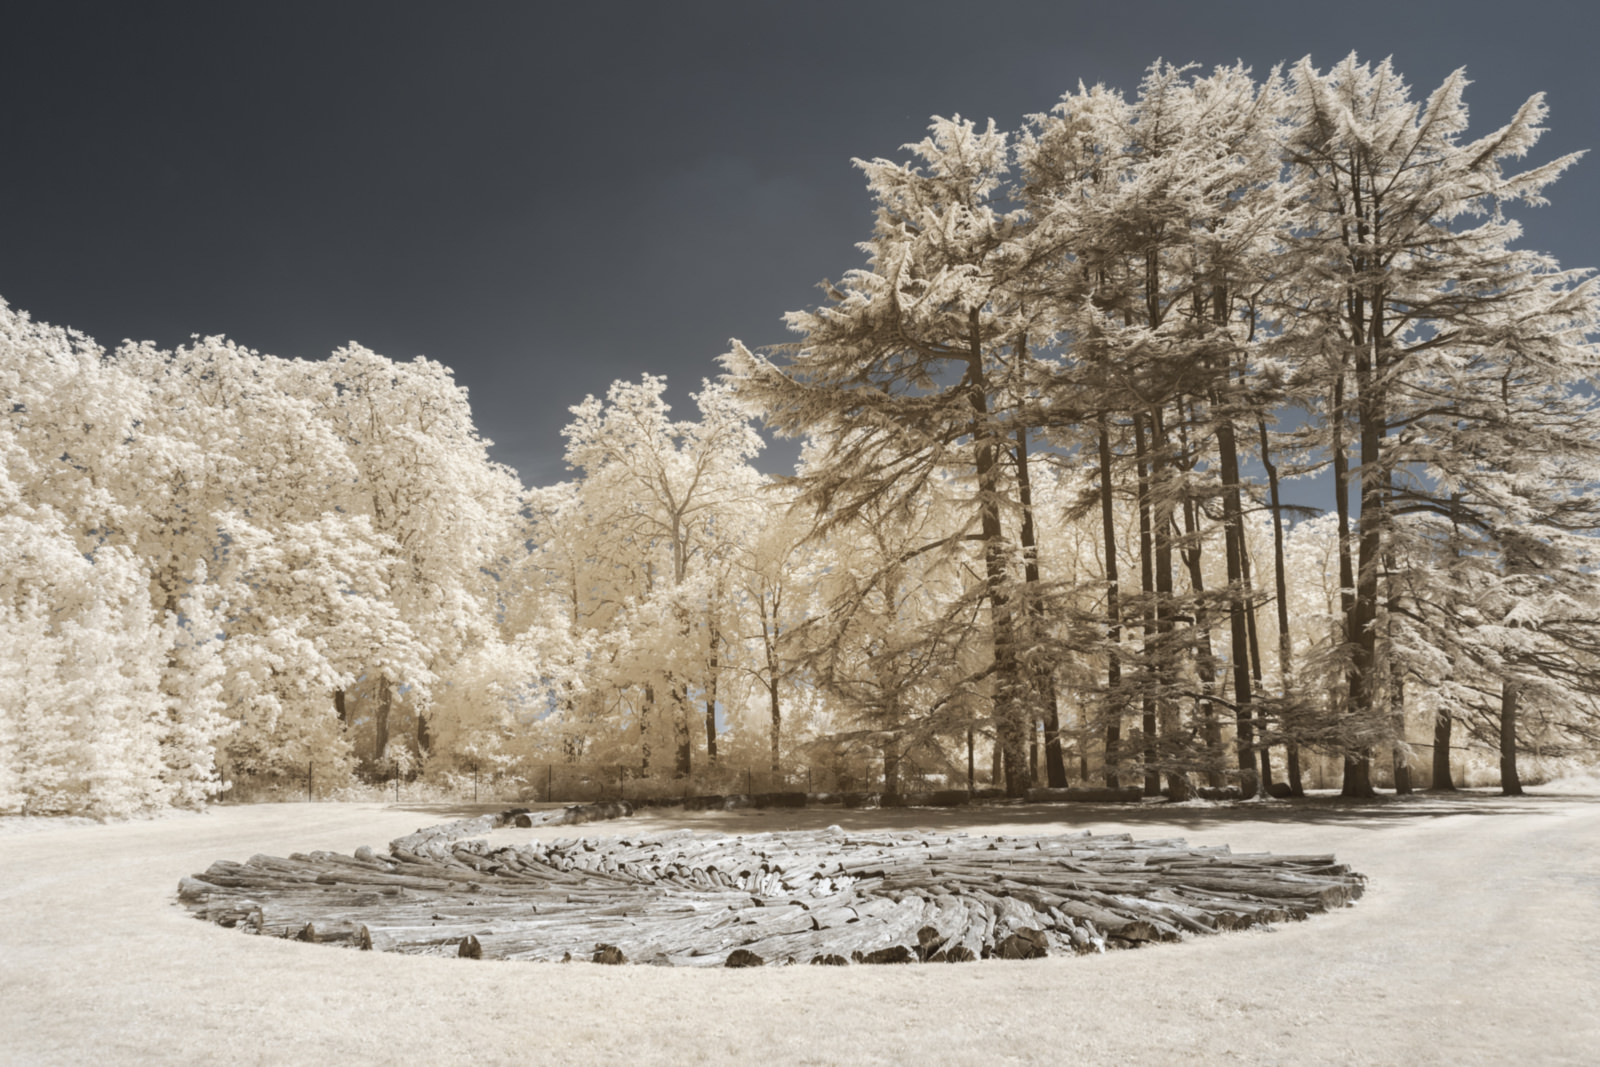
[3, 787, 1598, 1065]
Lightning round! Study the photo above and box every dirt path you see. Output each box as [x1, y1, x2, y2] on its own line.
[2, 790, 1596, 1066]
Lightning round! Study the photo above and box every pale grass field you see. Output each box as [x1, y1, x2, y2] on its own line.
[3, 786, 1597, 1066]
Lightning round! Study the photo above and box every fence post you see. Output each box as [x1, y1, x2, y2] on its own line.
[307, 761, 313, 803]
[474, 762, 479, 803]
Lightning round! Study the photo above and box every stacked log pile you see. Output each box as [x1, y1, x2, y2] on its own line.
[177, 820, 1364, 966]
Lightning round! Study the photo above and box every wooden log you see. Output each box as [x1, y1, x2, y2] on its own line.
[178, 814, 1364, 966]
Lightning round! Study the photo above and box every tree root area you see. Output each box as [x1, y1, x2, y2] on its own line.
[176, 809, 1365, 966]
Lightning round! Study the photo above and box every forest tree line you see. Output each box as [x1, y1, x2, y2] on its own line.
[4, 54, 1599, 816]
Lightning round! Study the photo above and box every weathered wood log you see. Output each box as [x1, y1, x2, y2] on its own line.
[175, 808, 1364, 966]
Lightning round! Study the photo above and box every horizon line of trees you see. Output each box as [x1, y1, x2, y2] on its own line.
[4, 53, 1599, 817]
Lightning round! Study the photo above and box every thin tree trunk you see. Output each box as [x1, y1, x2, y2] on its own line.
[1383, 461, 1409, 796]
[768, 680, 781, 778]
[967, 727, 976, 795]
[1431, 710, 1456, 791]
[672, 683, 691, 778]
[1216, 412, 1259, 796]
[1208, 279, 1257, 796]
[1015, 430, 1068, 787]
[760, 598, 782, 776]
[1390, 675, 1411, 795]
[374, 678, 391, 768]
[1348, 294, 1386, 800]
[1238, 519, 1272, 795]
[966, 310, 1028, 797]
[1078, 715, 1091, 782]
[1432, 496, 1462, 793]
[1500, 680, 1524, 796]
[1134, 412, 1160, 797]
[1150, 408, 1185, 800]
[704, 615, 719, 765]
[1331, 370, 1375, 798]
[640, 684, 654, 775]
[1097, 415, 1123, 789]
[1260, 419, 1304, 797]
[1392, 749, 1412, 794]
[1180, 496, 1225, 789]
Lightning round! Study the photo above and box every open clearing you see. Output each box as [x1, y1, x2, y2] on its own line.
[3, 788, 1598, 1066]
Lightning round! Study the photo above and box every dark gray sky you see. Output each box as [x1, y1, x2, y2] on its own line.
[4, 1, 1596, 487]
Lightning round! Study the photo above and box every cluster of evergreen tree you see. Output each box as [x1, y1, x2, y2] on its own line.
[4, 55, 1598, 816]
[730, 54, 1600, 799]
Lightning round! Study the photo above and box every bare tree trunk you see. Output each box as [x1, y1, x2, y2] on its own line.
[704, 615, 719, 765]
[672, 683, 692, 778]
[966, 311, 1028, 797]
[1260, 419, 1304, 797]
[1392, 747, 1412, 794]
[1150, 408, 1185, 800]
[641, 684, 655, 774]
[760, 598, 782, 776]
[1342, 756, 1373, 797]
[1216, 412, 1259, 797]
[1391, 680, 1411, 795]
[1431, 710, 1456, 790]
[1015, 430, 1068, 787]
[1180, 496, 1225, 789]
[768, 680, 781, 778]
[1134, 412, 1160, 798]
[967, 727, 976, 794]
[1331, 371, 1375, 798]
[1238, 520, 1272, 796]
[1348, 324, 1386, 799]
[1500, 680, 1524, 796]
[374, 678, 391, 768]
[1097, 416, 1123, 789]
[1432, 498, 1462, 793]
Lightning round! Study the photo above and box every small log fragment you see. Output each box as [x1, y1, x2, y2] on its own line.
[994, 928, 1049, 960]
